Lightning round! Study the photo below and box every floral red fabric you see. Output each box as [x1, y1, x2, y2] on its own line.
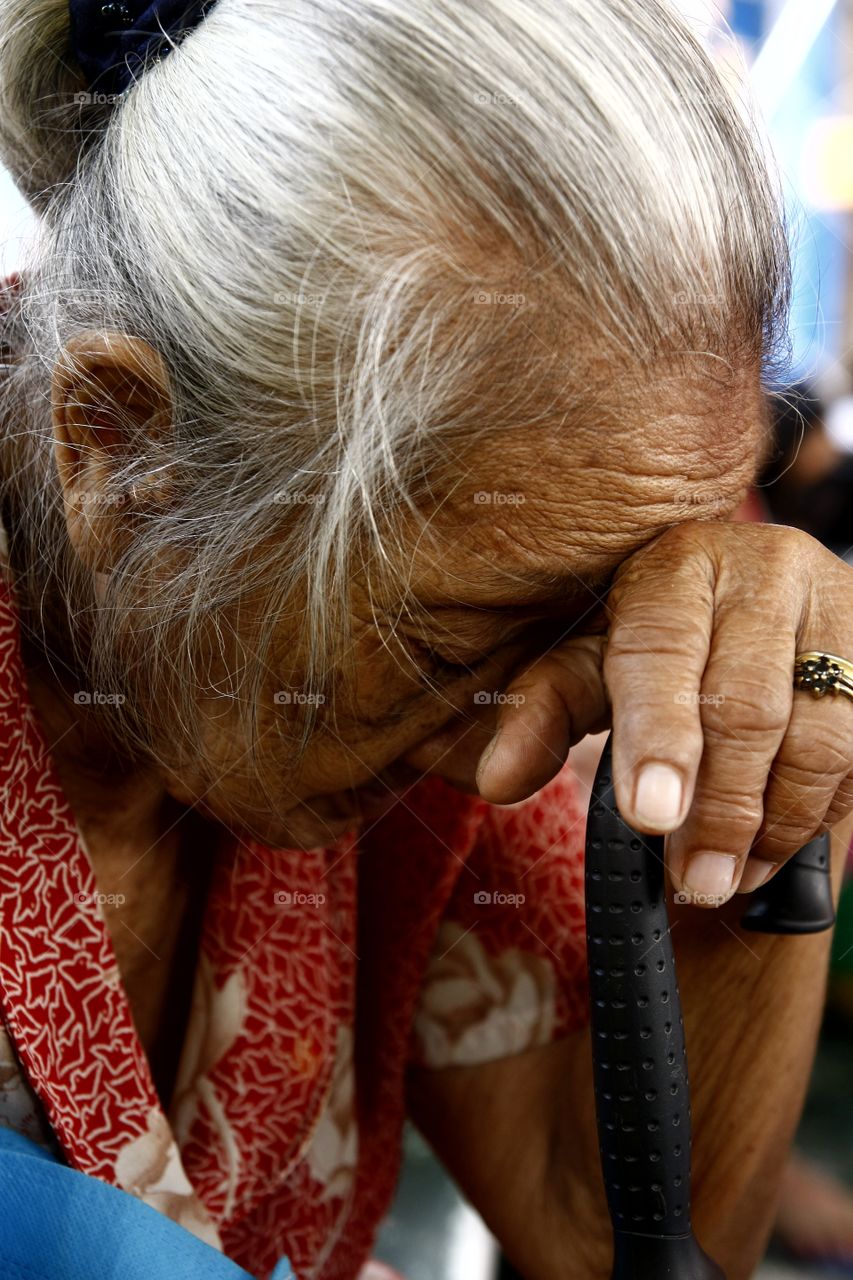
[0, 550, 590, 1278]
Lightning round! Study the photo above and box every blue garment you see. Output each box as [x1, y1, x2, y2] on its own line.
[0, 1127, 295, 1280]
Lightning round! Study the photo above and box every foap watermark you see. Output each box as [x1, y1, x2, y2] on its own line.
[472, 290, 526, 307]
[474, 690, 525, 706]
[672, 488, 726, 508]
[473, 490, 525, 505]
[271, 490, 327, 506]
[273, 890, 326, 907]
[473, 890, 526, 906]
[76, 891, 126, 908]
[74, 690, 126, 706]
[68, 488, 130, 508]
[74, 90, 123, 107]
[673, 289, 725, 308]
[472, 90, 526, 107]
[274, 689, 326, 706]
[674, 890, 728, 908]
[273, 290, 325, 306]
[673, 691, 725, 707]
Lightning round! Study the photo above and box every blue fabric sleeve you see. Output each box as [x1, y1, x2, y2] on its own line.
[0, 1127, 296, 1280]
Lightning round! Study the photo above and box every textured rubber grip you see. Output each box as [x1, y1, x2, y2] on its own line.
[585, 736, 725, 1278]
[740, 832, 835, 934]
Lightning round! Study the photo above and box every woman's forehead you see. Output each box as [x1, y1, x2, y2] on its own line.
[366, 367, 768, 621]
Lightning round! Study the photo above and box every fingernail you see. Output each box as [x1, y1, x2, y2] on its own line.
[476, 733, 501, 791]
[634, 763, 684, 830]
[668, 851, 686, 892]
[683, 853, 738, 905]
[736, 858, 777, 894]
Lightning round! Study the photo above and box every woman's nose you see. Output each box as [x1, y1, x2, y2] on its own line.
[401, 705, 498, 794]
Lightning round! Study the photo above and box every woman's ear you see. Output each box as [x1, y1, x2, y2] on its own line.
[50, 330, 174, 573]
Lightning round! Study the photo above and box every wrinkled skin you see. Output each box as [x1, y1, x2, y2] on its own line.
[49, 336, 853, 905]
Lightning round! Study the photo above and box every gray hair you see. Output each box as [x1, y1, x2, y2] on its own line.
[0, 0, 789, 783]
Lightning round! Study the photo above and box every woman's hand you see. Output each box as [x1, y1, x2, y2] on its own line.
[475, 521, 853, 904]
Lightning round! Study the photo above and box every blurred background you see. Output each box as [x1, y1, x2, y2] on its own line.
[2, 1, 852, 1277]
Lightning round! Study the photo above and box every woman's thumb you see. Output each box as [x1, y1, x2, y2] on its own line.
[476, 633, 610, 803]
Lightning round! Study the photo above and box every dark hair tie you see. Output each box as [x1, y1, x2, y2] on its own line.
[68, 0, 219, 97]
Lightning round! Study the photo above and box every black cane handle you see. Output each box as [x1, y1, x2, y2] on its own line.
[741, 831, 835, 934]
[585, 736, 725, 1279]
[585, 734, 836, 1279]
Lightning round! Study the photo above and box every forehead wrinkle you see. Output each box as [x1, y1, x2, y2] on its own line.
[388, 386, 765, 622]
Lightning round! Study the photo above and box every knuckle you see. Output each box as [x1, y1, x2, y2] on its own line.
[781, 733, 851, 783]
[776, 699, 853, 779]
[700, 681, 790, 740]
[771, 522, 805, 554]
[757, 522, 811, 565]
[761, 807, 823, 849]
[511, 653, 580, 699]
[826, 786, 853, 829]
[650, 520, 712, 556]
[610, 546, 709, 606]
[689, 786, 764, 846]
[604, 621, 704, 679]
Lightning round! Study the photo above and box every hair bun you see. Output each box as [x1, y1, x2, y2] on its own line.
[0, 0, 98, 214]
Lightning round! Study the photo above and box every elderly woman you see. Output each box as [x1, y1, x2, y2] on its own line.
[0, 0, 852, 1277]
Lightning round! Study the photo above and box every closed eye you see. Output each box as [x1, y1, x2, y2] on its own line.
[414, 642, 494, 683]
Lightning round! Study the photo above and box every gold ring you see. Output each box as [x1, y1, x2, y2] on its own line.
[794, 652, 853, 702]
